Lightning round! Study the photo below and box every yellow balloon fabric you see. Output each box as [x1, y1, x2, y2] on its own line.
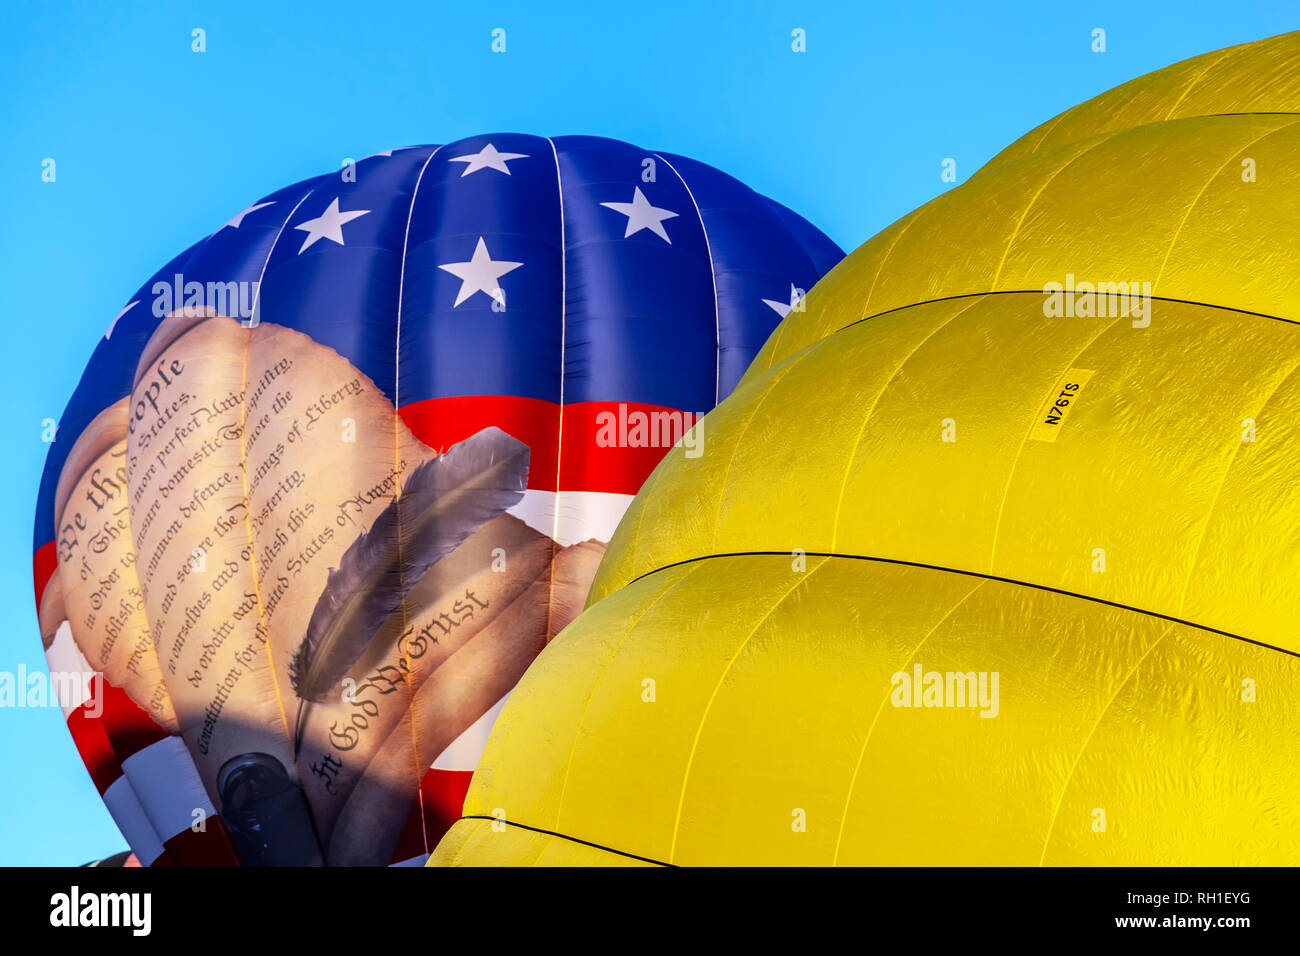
[979, 30, 1300, 172]
[432, 33, 1300, 866]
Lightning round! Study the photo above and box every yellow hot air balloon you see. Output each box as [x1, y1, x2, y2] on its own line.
[432, 33, 1300, 866]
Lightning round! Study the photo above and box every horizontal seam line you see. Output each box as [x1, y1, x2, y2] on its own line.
[457, 816, 673, 867]
[833, 289, 1300, 337]
[625, 551, 1299, 660]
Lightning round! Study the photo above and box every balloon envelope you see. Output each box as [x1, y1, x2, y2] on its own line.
[432, 37, 1300, 866]
[33, 134, 843, 865]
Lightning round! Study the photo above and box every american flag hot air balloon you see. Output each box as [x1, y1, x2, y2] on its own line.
[33, 134, 842, 866]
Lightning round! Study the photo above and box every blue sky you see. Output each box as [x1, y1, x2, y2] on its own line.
[1, 0, 1294, 865]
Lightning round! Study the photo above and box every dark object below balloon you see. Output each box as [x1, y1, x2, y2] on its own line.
[218, 754, 323, 867]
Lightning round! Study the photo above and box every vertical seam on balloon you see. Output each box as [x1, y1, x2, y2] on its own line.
[988, 132, 1118, 290]
[827, 295, 986, 552]
[628, 489, 650, 596]
[551, 562, 706, 834]
[234, 188, 319, 762]
[1036, 622, 1177, 866]
[758, 307, 794, 374]
[655, 153, 722, 405]
[757, 204, 848, 376]
[1152, 120, 1300, 291]
[1013, 108, 1073, 162]
[233, 312, 292, 761]
[107, 207, 299, 867]
[765, 205, 923, 374]
[774, 198, 824, 295]
[545, 137, 567, 647]
[396, 148, 441, 410]
[231, 184, 321, 857]
[666, 557, 830, 865]
[709, 349, 817, 554]
[394, 146, 440, 855]
[1160, 48, 1236, 121]
[859, 211, 921, 320]
[986, 313, 1125, 572]
[584, 465, 657, 606]
[527, 832, 555, 866]
[773, 211, 920, 372]
[249, 188, 316, 326]
[749, 200, 825, 388]
[61, 438, 183, 750]
[830, 576, 990, 866]
[1173, 356, 1300, 620]
[762, 197, 822, 311]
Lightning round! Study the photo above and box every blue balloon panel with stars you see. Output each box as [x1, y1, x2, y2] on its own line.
[34, 133, 843, 548]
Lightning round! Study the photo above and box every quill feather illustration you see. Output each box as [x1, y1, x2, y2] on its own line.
[290, 426, 530, 752]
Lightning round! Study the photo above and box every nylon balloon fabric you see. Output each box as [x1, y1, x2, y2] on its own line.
[32, 135, 843, 866]
[432, 35, 1300, 866]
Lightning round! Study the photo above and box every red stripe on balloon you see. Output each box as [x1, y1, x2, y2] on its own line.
[386, 767, 473, 864]
[398, 396, 697, 495]
[29, 400, 692, 587]
[387, 794, 429, 865]
[421, 767, 474, 851]
[66, 685, 123, 796]
[559, 401, 696, 496]
[400, 395, 559, 488]
[161, 818, 242, 867]
[99, 680, 169, 757]
[66, 678, 174, 866]
[94, 678, 242, 866]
